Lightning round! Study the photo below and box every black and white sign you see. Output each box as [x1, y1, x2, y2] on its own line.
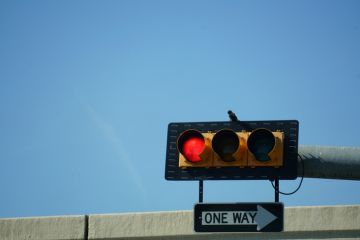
[194, 202, 283, 232]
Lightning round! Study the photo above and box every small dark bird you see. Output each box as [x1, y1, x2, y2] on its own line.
[228, 110, 238, 122]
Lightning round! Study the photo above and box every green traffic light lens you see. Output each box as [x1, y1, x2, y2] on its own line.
[248, 129, 275, 162]
[212, 129, 239, 162]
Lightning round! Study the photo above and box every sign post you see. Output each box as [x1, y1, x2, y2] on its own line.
[194, 203, 283, 232]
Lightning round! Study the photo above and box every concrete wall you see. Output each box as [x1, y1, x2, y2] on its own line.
[1, 205, 359, 240]
[0, 215, 85, 240]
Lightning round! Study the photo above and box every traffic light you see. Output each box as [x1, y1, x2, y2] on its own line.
[177, 130, 213, 168]
[165, 120, 299, 180]
[177, 128, 284, 168]
[247, 129, 284, 167]
[212, 129, 248, 167]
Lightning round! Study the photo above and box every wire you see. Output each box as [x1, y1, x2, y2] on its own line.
[270, 153, 305, 195]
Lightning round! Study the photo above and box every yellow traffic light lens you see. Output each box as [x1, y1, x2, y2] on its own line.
[212, 129, 239, 162]
[248, 129, 275, 162]
[177, 130, 205, 163]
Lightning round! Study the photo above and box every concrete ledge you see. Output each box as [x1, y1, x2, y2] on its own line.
[0, 215, 86, 240]
[285, 205, 360, 231]
[1, 205, 359, 240]
[88, 205, 360, 240]
[88, 211, 194, 239]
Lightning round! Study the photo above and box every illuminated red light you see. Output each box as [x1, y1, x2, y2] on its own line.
[182, 137, 205, 163]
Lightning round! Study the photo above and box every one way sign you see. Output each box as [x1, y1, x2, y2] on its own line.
[194, 202, 283, 232]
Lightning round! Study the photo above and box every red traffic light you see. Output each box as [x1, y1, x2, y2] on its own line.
[177, 129, 212, 168]
[178, 130, 206, 163]
[166, 120, 299, 180]
[182, 136, 205, 163]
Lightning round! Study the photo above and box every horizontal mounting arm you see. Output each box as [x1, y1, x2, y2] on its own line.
[298, 145, 360, 180]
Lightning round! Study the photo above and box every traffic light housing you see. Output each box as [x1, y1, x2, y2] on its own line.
[165, 120, 299, 180]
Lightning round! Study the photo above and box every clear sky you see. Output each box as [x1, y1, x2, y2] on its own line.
[1, 0, 360, 218]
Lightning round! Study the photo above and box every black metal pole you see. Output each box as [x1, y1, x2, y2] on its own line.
[274, 179, 279, 202]
[199, 180, 203, 203]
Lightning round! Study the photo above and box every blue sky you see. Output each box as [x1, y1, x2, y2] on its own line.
[1, 0, 360, 218]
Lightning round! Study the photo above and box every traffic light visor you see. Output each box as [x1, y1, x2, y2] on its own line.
[247, 129, 275, 162]
[177, 130, 205, 163]
[212, 129, 239, 162]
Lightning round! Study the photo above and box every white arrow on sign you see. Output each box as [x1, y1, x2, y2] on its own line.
[201, 205, 277, 231]
[255, 205, 277, 230]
